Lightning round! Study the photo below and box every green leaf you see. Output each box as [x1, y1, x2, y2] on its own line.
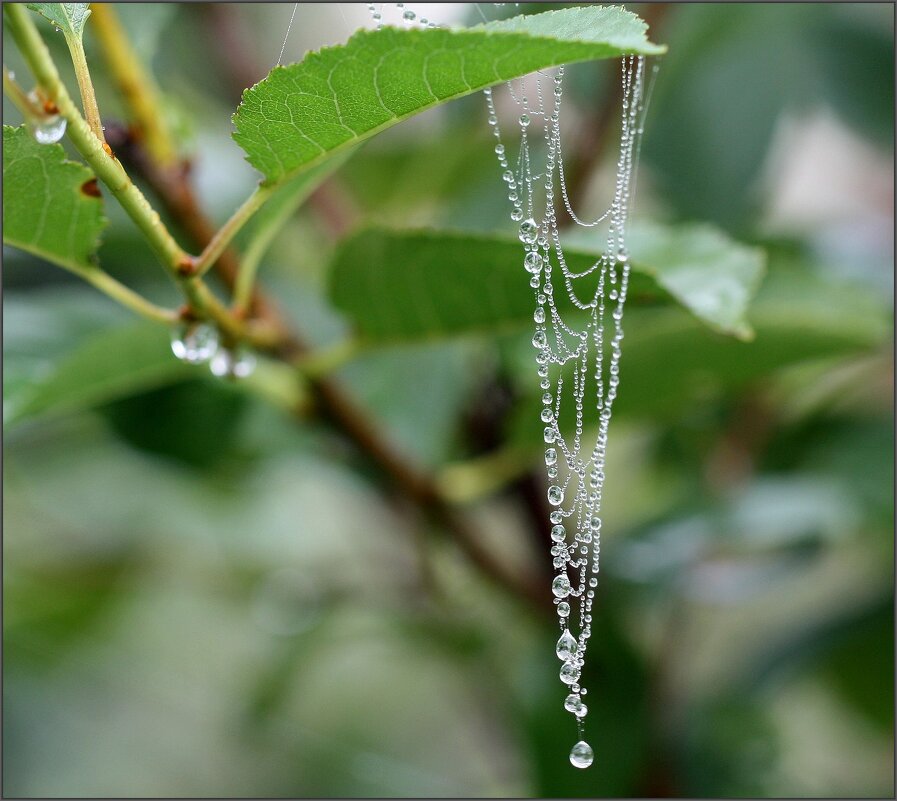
[569, 222, 766, 339]
[2, 125, 107, 272]
[232, 7, 665, 185]
[506, 256, 890, 430]
[327, 223, 763, 344]
[26, 2, 90, 40]
[4, 320, 192, 428]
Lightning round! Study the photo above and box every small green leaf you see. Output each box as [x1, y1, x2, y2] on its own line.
[4, 321, 191, 428]
[569, 222, 766, 340]
[233, 6, 665, 185]
[26, 2, 90, 40]
[3, 125, 107, 271]
[327, 224, 763, 344]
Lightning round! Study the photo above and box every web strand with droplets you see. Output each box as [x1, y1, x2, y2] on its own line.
[485, 55, 648, 770]
[367, 2, 651, 771]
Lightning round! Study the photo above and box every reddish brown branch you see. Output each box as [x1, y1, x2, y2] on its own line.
[105, 122, 545, 613]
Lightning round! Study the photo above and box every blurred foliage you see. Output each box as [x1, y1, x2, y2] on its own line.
[3, 3, 893, 798]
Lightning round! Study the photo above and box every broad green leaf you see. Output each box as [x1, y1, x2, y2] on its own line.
[233, 7, 665, 185]
[506, 257, 890, 431]
[26, 2, 90, 40]
[4, 320, 192, 427]
[327, 223, 764, 343]
[2, 125, 107, 271]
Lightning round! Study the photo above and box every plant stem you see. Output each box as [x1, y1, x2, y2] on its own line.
[5, 3, 187, 273]
[63, 30, 105, 143]
[9, 241, 178, 324]
[89, 3, 176, 166]
[80, 266, 179, 324]
[2, 64, 42, 119]
[193, 184, 272, 278]
[6, 4, 282, 353]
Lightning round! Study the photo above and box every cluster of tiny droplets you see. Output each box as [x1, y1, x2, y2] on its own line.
[484, 56, 648, 770]
[170, 321, 257, 379]
[366, 3, 438, 29]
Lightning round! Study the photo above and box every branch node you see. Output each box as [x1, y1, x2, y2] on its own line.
[176, 255, 198, 277]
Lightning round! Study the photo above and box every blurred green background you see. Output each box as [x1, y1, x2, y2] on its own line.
[3, 3, 894, 797]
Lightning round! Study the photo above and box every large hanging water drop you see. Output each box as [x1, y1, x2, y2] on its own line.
[518, 218, 538, 244]
[547, 485, 564, 506]
[551, 574, 571, 598]
[524, 251, 543, 274]
[556, 629, 578, 661]
[171, 322, 218, 364]
[559, 661, 580, 685]
[569, 740, 594, 769]
[32, 115, 67, 145]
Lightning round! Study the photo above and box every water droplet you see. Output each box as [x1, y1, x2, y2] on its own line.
[402, 8, 416, 21]
[210, 346, 256, 378]
[502, 170, 514, 182]
[589, 577, 598, 588]
[547, 485, 564, 506]
[559, 661, 580, 685]
[540, 407, 554, 423]
[510, 209, 523, 222]
[524, 251, 543, 273]
[519, 113, 531, 127]
[542, 392, 552, 405]
[543, 426, 555, 444]
[494, 143, 505, 156]
[564, 693, 585, 715]
[518, 218, 538, 244]
[419, 17, 428, 24]
[32, 115, 66, 145]
[569, 740, 594, 769]
[551, 574, 571, 598]
[550, 510, 563, 524]
[532, 330, 547, 349]
[534, 307, 545, 324]
[171, 322, 218, 364]
[545, 447, 557, 466]
[550, 524, 566, 542]
[556, 629, 578, 660]
[557, 601, 570, 617]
